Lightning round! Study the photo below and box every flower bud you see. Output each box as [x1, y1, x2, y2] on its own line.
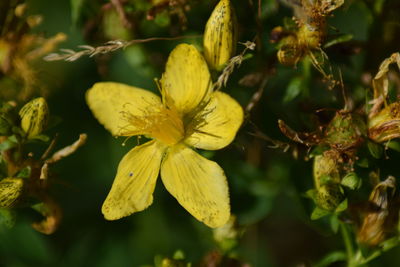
[0, 177, 25, 208]
[203, 0, 237, 71]
[368, 102, 400, 143]
[19, 97, 49, 139]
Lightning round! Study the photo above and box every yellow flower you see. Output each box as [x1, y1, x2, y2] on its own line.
[86, 44, 243, 227]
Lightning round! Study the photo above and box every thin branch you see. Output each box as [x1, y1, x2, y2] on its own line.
[44, 35, 201, 62]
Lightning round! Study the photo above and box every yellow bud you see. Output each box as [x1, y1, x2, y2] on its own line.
[0, 177, 25, 208]
[19, 97, 49, 139]
[203, 0, 237, 71]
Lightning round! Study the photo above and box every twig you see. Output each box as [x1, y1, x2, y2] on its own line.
[44, 35, 201, 62]
[213, 40, 256, 91]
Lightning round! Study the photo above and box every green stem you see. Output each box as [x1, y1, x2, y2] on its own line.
[340, 222, 355, 267]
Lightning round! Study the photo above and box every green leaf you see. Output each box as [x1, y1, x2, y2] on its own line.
[314, 251, 347, 267]
[284, 77, 303, 103]
[323, 34, 353, 49]
[385, 140, 400, 152]
[311, 206, 330, 220]
[341, 172, 362, 190]
[330, 215, 340, 234]
[15, 166, 31, 179]
[335, 198, 348, 213]
[367, 140, 383, 159]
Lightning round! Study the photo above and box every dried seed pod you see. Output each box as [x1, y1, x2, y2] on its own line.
[0, 177, 25, 208]
[357, 176, 397, 246]
[19, 97, 49, 139]
[203, 0, 237, 71]
[324, 112, 366, 149]
[368, 102, 400, 143]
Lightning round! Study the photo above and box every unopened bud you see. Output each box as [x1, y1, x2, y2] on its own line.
[19, 97, 49, 139]
[0, 177, 25, 208]
[203, 0, 237, 71]
[368, 102, 400, 143]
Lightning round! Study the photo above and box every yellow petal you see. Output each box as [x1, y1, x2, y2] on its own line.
[160, 144, 230, 227]
[161, 44, 212, 114]
[102, 140, 166, 220]
[203, 0, 237, 71]
[185, 91, 243, 150]
[86, 82, 162, 136]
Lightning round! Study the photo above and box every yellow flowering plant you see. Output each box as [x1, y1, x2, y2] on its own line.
[86, 43, 243, 228]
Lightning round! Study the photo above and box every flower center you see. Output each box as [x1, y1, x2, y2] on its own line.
[121, 106, 184, 146]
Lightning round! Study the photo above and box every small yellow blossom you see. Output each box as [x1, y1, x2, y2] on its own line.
[86, 44, 243, 227]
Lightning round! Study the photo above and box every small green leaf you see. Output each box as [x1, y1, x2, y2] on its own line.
[314, 251, 347, 267]
[335, 198, 348, 213]
[15, 166, 31, 179]
[324, 34, 353, 49]
[284, 77, 303, 103]
[30, 134, 50, 143]
[386, 140, 400, 152]
[357, 158, 369, 168]
[367, 141, 383, 159]
[330, 215, 340, 233]
[305, 189, 317, 201]
[341, 172, 362, 190]
[311, 206, 330, 220]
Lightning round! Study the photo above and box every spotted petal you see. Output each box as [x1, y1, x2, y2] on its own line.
[102, 140, 166, 220]
[161, 44, 212, 114]
[161, 144, 230, 228]
[185, 91, 243, 150]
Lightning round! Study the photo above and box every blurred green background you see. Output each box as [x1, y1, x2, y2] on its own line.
[1, 0, 400, 266]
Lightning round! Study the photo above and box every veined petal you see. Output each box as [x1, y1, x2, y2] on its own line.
[86, 82, 162, 136]
[160, 144, 230, 228]
[161, 44, 212, 114]
[102, 140, 166, 220]
[185, 91, 243, 150]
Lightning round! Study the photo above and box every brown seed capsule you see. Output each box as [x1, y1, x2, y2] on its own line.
[357, 176, 396, 246]
[0, 177, 25, 208]
[19, 97, 49, 139]
[203, 0, 237, 71]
